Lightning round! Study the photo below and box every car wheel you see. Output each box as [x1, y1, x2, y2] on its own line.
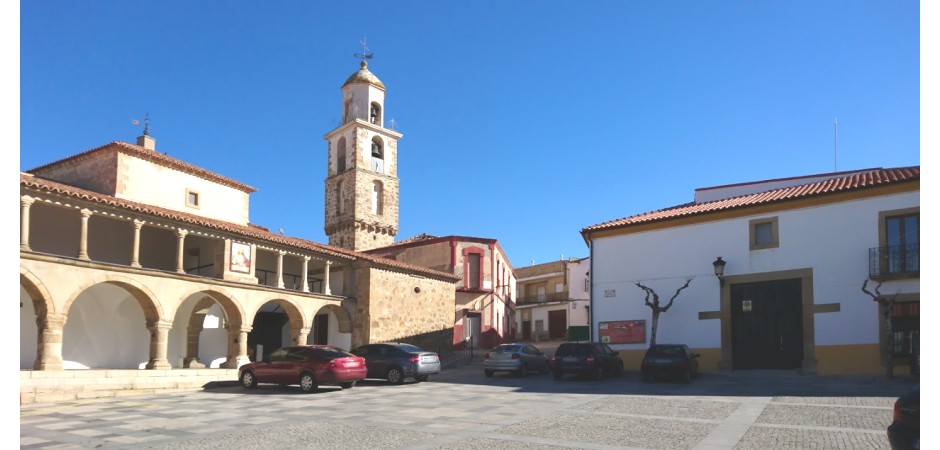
[615, 362, 624, 377]
[553, 370, 563, 380]
[641, 370, 651, 383]
[682, 369, 692, 384]
[484, 369, 494, 378]
[240, 370, 257, 389]
[299, 372, 318, 393]
[415, 375, 429, 382]
[517, 364, 529, 377]
[594, 365, 604, 380]
[386, 367, 405, 385]
[339, 381, 356, 389]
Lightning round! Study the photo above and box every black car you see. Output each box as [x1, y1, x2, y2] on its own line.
[349, 343, 441, 384]
[887, 388, 919, 449]
[549, 342, 624, 380]
[640, 344, 700, 383]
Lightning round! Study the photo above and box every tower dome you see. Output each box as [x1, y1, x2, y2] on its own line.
[342, 61, 385, 90]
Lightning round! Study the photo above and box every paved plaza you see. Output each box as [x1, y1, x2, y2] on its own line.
[20, 363, 917, 449]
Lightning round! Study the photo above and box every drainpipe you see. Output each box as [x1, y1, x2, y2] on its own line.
[588, 238, 595, 342]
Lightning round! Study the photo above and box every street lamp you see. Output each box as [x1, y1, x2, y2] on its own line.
[712, 257, 726, 286]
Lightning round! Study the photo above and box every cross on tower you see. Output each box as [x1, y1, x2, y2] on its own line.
[353, 38, 374, 63]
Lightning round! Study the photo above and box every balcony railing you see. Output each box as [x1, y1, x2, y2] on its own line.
[256, 269, 323, 293]
[516, 292, 568, 306]
[869, 244, 919, 278]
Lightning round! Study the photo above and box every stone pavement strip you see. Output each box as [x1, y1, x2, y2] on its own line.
[20, 367, 916, 449]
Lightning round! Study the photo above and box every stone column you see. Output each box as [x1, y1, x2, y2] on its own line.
[324, 261, 332, 295]
[293, 327, 311, 346]
[130, 219, 144, 268]
[20, 195, 34, 251]
[77, 208, 92, 260]
[183, 324, 206, 368]
[145, 320, 173, 370]
[175, 229, 188, 273]
[276, 251, 285, 289]
[34, 314, 66, 371]
[222, 325, 252, 368]
[301, 256, 310, 293]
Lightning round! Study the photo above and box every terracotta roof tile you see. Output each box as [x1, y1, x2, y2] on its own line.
[582, 166, 919, 234]
[20, 173, 459, 282]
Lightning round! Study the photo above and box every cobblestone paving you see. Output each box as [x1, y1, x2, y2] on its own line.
[20, 367, 917, 449]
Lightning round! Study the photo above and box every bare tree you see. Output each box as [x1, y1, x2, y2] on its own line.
[861, 279, 900, 379]
[635, 278, 693, 348]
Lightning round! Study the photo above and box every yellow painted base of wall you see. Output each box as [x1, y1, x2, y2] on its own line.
[617, 344, 911, 376]
[815, 344, 913, 376]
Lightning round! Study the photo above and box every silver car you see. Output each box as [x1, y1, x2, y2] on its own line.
[483, 343, 550, 377]
[350, 343, 441, 384]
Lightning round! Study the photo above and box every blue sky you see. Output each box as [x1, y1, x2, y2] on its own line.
[17, 1, 922, 269]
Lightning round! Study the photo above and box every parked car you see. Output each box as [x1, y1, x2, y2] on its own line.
[483, 343, 550, 377]
[887, 388, 919, 449]
[549, 342, 624, 380]
[349, 342, 441, 384]
[238, 345, 366, 393]
[640, 344, 700, 383]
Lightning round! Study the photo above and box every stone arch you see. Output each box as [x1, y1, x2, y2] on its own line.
[20, 266, 54, 317]
[315, 303, 353, 333]
[169, 288, 248, 368]
[176, 287, 246, 329]
[63, 275, 163, 323]
[253, 295, 306, 331]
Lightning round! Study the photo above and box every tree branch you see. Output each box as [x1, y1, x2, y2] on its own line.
[861, 279, 884, 302]
[661, 277, 694, 312]
[635, 282, 658, 308]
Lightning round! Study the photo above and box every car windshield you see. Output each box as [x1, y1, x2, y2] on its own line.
[312, 347, 353, 359]
[395, 344, 423, 353]
[649, 346, 684, 356]
[555, 344, 589, 356]
[494, 345, 521, 353]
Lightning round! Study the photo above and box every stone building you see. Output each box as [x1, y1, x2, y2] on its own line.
[19, 61, 458, 404]
[366, 234, 516, 350]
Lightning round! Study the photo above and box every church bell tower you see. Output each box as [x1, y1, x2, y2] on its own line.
[323, 51, 401, 251]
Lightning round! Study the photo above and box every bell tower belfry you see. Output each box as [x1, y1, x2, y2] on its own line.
[324, 49, 402, 251]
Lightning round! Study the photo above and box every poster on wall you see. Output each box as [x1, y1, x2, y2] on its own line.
[597, 320, 646, 344]
[230, 242, 252, 274]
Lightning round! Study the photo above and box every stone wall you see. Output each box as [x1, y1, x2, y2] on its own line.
[352, 265, 455, 352]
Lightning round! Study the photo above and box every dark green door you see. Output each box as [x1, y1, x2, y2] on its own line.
[731, 279, 803, 370]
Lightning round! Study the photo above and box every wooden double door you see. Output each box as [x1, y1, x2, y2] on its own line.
[731, 279, 803, 370]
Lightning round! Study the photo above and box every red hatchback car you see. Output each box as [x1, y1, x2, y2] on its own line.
[238, 345, 367, 393]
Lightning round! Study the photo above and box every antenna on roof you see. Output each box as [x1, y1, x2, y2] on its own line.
[354, 38, 374, 63]
[833, 117, 838, 172]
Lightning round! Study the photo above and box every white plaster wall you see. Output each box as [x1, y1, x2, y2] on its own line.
[62, 284, 151, 369]
[567, 258, 590, 301]
[118, 155, 250, 225]
[328, 312, 352, 351]
[20, 286, 38, 369]
[590, 191, 919, 351]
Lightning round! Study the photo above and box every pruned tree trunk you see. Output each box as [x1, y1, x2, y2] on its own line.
[862, 279, 898, 380]
[635, 278, 692, 348]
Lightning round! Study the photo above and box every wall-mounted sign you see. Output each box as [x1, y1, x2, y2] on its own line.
[598, 320, 646, 344]
[604, 289, 616, 298]
[230, 242, 252, 274]
[742, 300, 753, 312]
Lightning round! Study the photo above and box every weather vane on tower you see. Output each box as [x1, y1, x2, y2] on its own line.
[354, 38, 373, 64]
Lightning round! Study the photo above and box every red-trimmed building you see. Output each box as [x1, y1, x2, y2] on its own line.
[365, 234, 517, 349]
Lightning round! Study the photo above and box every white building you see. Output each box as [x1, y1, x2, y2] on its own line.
[581, 167, 919, 375]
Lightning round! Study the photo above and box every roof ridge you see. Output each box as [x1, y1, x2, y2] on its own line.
[582, 166, 919, 234]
